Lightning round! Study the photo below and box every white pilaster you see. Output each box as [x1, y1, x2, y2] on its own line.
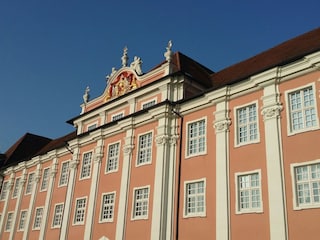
[39, 158, 58, 240]
[84, 139, 104, 240]
[214, 101, 231, 240]
[116, 129, 134, 240]
[23, 163, 41, 240]
[261, 84, 288, 240]
[59, 148, 80, 240]
[151, 118, 171, 240]
[0, 171, 14, 238]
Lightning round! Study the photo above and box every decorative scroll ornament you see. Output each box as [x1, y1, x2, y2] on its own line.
[261, 105, 283, 121]
[105, 72, 138, 101]
[213, 119, 231, 133]
[155, 135, 170, 145]
[123, 144, 134, 155]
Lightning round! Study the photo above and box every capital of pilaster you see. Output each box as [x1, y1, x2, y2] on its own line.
[155, 134, 170, 145]
[123, 144, 134, 155]
[261, 104, 283, 121]
[69, 159, 80, 170]
[213, 119, 231, 133]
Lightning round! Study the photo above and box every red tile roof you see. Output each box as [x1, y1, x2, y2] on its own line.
[210, 27, 320, 89]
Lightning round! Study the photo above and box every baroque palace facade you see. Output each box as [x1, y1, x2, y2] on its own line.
[0, 28, 320, 240]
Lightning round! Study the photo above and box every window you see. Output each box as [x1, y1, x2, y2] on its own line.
[18, 210, 28, 231]
[236, 171, 262, 213]
[184, 179, 206, 217]
[80, 152, 92, 179]
[287, 85, 318, 133]
[187, 119, 206, 156]
[59, 161, 70, 186]
[292, 161, 320, 209]
[137, 132, 152, 166]
[106, 142, 120, 173]
[112, 112, 124, 121]
[40, 168, 50, 191]
[0, 181, 9, 200]
[5, 212, 14, 231]
[236, 103, 258, 145]
[33, 207, 43, 229]
[100, 192, 115, 222]
[142, 99, 156, 109]
[132, 187, 149, 219]
[87, 123, 97, 131]
[52, 203, 64, 228]
[25, 173, 35, 195]
[74, 198, 86, 224]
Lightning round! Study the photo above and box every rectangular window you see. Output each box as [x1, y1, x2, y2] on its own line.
[133, 187, 149, 219]
[33, 207, 43, 230]
[142, 99, 156, 109]
[80, 152, 92, 179]
[100, 192, 115, 222]
[112, 112, 124, 121]
[137, 132, 152, 166]
[18, 210, 28, 231]
[184, 179, 206, 217]
[0, 181, 9, 200]
[12, 178, 21, 198]
[288, 86, 318, 133]
[294, 162, 320, 208]
[187, 119, 206, 156]
[74, 198, 86, 224]
[5, 212, 14, 231]
[236, 103, 258, 145]
[87, 123, 97, 131]
[40, 168, 50, 191]
[236, 171, 262, 213]
[106, 142, 120, 173]
[52, 203, 64, 228]
[25, 172, 35, 195]
[59, 161, 70, 186]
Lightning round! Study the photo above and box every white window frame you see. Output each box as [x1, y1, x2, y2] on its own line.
[141, 98, 157, 109]
[285, 82, 319, 136]
[132, 186, 150, 220]
[111, 111, 124, 121]
[106, 142, 120, 174]
[186, 117, 207, 158]
[0, 181, 9, 200]
[73, 197, 87, 225]
[235, 169, 263, 214]
[136, 131, 153, 167]
[33, 207, 44, 230]
[291, 159, 320, 210]
[52, 203, 64, 228]
[40, 168, 50, 191]
[80, 151, 93, 179]
[99, 191, 116, 223]
[183, 178, 206, 218]
[5, 212, 14, 232]
[59, 161, 70, 187]
[234, 101, 260, 147]
[18, 209, 28, 231]
[12, 177, 21, 198]
[25, 172, 35, 195]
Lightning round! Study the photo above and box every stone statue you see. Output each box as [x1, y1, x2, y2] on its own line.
[130, 56, 143, 75]
[83, 86, 90, 104]
[121, 46, 128, 67]
[164, 40, 173, 62]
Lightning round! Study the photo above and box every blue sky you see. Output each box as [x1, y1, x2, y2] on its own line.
[0, 0, 319, 152]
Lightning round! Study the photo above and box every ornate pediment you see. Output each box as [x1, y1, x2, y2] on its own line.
[105, 70, 138, 101]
